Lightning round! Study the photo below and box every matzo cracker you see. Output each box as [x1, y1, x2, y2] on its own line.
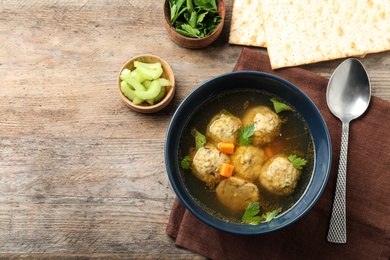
[260, 0, 390, 69]
[229, 0, 266, 47]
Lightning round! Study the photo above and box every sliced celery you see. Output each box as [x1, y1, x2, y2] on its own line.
[132, 97, 145, 105]
[124, 77, 146, 91]
[134, 61, 162, 70]
[158, 78, 172, 86]
[120, 61, 170, 106]
[143, 80, 152, 89]
[154, 85, 166, 103]
[145, 98, 155, 105]
[130, 69, 145, 83]
[120, 68, 132, 81]
[136, 65, 163, 80]
[120, 81, 136, 101]
[134, 79, 161, 100]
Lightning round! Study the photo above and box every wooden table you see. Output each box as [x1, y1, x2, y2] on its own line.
[1, 1, 389, 258]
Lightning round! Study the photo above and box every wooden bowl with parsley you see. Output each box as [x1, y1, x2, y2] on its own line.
[163, 0, 225, 49]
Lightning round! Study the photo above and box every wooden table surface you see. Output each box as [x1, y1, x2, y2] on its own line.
[1, 0, 389, 258]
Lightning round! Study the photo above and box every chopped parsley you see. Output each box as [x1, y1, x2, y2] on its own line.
[242, 201, 282, 224]
[288, 154, 307, 169]
[238, 124, 254, 146]
[180, 155, 191, 170]
[168, 0, 222, 38]
[242, 201, 261, 224]
[195, 130, 206, 149]
[270, 97, 293, 113]
[263, 208, 283, 222]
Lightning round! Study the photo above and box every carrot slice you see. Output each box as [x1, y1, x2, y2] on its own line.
[219, 163, 234, 178]
[218, 142, 235, 154]
[264, 146, 274, 158]
[264, 141, 285, 158]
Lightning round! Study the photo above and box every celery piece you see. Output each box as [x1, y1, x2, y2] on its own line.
[120, 68, 132, 81]
[120, 81, 136, 101]
[132, 97, 145, 105]
[134, 80, 161, 100]
[158, 78, 172, 86]
[130, 69, 145, 83]
[136, 65, 163, 80]
[143, 80, 152, 89]
[134, 61, 162, 70]
[124, 77, 146, 92]
[145, 98, 155, 105]
[154, 85, 166, 102]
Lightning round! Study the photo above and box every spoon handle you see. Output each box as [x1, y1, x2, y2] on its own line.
[327, 122, 349, 243]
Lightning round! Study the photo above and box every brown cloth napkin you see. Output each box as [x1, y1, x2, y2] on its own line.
[166, 48, 390, 260]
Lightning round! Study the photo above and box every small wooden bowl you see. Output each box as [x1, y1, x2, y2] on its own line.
[163, 0, 225, 49]
[118, 54, 175, 113]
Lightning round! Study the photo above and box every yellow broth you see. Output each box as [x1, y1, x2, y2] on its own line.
[178, 89, 315, 223]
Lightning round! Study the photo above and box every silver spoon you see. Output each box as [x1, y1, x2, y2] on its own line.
[326, 58, 371, 243]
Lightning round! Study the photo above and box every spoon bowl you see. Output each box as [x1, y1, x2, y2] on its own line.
[327, 59, 371, 121]
[326, 58, 371, 243]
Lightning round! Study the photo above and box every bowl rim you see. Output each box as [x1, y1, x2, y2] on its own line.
[118, 54, 175, 113]
[164, 71, 332, 235]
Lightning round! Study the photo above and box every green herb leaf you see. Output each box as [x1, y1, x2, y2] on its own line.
[169, 0, 186, 24]
[188, 10, 197, 28]
[170, 3, 177, 21]
[238, 124, 254, 146]
[194, 0, 217, 12]
[177, 23, 199, 37]
[242, 202, 282, 224]
[186, 0, 194, 12]
[242, 202, 261, 225]
[262, 207, 282, 222]
[288, 154, 307, 169]
[195, 130, 206, 149]
[197, 10, 208, 23]
[181, 155, 191, 170]
[270, 97, 293, 113]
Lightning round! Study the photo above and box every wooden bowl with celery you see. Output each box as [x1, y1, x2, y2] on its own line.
[118, 54, 175, 113]
[163, 0, 225, 49]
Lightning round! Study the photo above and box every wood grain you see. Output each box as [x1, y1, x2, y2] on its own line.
[0, 0, 389, 258]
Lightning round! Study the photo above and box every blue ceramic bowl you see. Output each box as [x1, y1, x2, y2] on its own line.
[165, 71, 331, 235]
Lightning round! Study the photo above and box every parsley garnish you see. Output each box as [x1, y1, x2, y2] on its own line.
[270, 97, 293, 113]
[180, 155, 191, 170]
[238, 124, 254, 146]
[195, 130, 206, 149]
[288, 154, 307, 169]
[263, 208, 283, 222]
[242, 201, 261, 224]
[242, 202, 282, 224]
